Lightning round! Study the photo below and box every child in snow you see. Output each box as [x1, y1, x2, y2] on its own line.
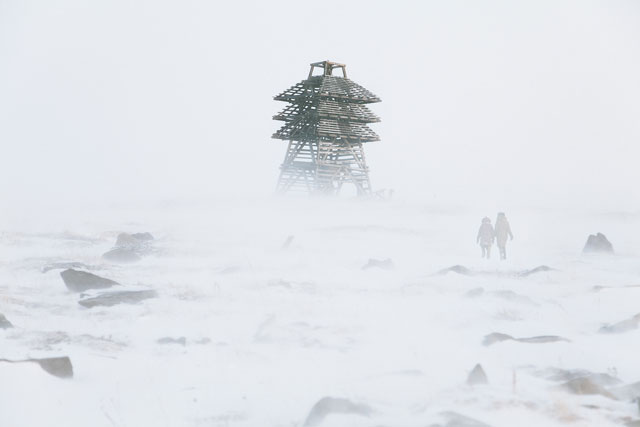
[477, 217, 495, 259]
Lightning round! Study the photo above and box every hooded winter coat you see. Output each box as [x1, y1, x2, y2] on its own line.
[477, 219, 495, 246]
[494, 214, 513, 247]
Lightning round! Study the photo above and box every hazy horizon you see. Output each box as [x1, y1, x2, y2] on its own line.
[1, 0, 639, 211]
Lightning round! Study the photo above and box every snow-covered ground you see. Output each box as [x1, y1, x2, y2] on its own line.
[1, 197, 639, 427]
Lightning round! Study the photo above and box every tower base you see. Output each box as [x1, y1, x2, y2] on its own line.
[276, 140, 371, 196]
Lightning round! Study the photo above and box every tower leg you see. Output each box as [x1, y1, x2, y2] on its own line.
[277, 140, 317, 194]
[315, 141, 371, 195]
[277, 139, 371, 196]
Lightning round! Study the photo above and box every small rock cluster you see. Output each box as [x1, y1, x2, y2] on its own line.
[52, 231, 159, 312]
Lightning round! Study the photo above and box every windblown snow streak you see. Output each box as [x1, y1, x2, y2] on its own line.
[0, 199, 639, 427]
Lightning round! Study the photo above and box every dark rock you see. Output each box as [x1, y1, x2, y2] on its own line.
[0, 313, 13, 329]
[157, 337, 186, 346]
[0, 356, 73, 379]
[362, 258, 395, 271]
[482, 332, 514, 346]
[115, 232, 153, 248]
[60, 269, 119, 293]
[516, 335, 570, 344]
[78, 290, 157, 308]
[583, 232, 614, 254]
[303, 397, 372, 426]
[467, 364, 488, 385]
[103, 232, 154, 263]
[483, 332, 569, 346]
[519, 265, 555, 277]
[130, 232, 154, 241]
[438, 265, 473, 276]
[33, 356, 74, 379]
[115, 233, 139, 248]
[599, 313, 640, 334]
[102, 248, 142, 263]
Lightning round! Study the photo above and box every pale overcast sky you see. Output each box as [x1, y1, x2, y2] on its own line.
[1, 0, 639, 210]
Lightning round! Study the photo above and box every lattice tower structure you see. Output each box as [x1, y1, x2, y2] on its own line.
[272, 61, 381, 195]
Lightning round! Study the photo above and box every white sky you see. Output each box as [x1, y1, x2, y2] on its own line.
[1, 0, 639, 210]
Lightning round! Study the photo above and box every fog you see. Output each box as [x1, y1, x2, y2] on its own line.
[2, 2, 640, 427]
[1, 0, 639, 210]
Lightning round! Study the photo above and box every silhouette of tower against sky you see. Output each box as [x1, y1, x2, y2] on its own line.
[272, 61, 381, 195]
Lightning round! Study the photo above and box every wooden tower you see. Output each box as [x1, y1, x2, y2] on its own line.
[272, 61, 381, 195]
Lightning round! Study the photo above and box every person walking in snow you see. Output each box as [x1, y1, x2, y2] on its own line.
[476, 217, 495, 259]
[494, 212, 514, 260]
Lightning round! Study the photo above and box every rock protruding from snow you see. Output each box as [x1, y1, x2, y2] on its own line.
[467, 364, 488, 385]
[362, 258, 395, 270]
[0, 313, 13, 329]
[519, 265, 555, 277]
[116, 232, 154, 248]
[60, 269, 119, 293]
[516, 335, 571, 344]
[436, 411, 492, 427]
[583, 232, 614, 254]
[0, 356, 74, 379]
[483, 332, 570, 346]
[78, 290, 157, 308]
[130, 232, 154, 242]
[303, 397, 372, 426]
[482, 332, 514, 346]
[157, 337, 186, 346]
[438, 265, 472, 276]
[535, 367, 621, 386]
[34, 356, 74, 379]
[599, 313, 640, 334]
[102, 232, 155, 263]
[102, 248, 142, 263]
[560, 377, 616, 399]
